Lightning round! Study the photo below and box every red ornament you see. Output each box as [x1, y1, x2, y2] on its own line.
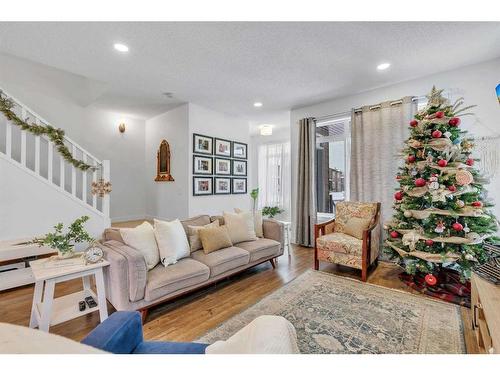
[466, 158, 474, 166]
[407, 155, 416, 163]
[394, 191, 403, 201]
[435, 111, 445, 119]
[396, 175, 401, 180]
[472, 201, 483, 207]
[448, 117, 461, 127]
[425, 274, 437, 286]
[452, 222, 464, 231]
[390, 231, 399, 238]
[432, 130, 442, 138]
[415, 178, 426, 187]
[425, 239, 434, 246]
[437, 159, 448, 167]
[409, 119, 418, 127]
[448, 185, 457, 192]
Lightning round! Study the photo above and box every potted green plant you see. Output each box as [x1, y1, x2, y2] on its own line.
[250, 188, 259, 212]
[32, 216, 95, 259]
[262, 206, 284, 219]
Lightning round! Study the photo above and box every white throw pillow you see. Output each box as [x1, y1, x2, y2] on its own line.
[120, 222, 159, 270]
[154, 219, 190, 267]
[235, 208, 263, 238]
[223, 211, 258, 244]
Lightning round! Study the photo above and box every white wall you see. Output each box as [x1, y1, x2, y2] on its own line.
[188, 103, 252, 216]
[291, 57, 500, 230]
[145, 104, 189, 220]
[0, 53, 147, 222]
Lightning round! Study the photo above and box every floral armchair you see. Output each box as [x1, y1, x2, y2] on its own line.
[314, 201, 381, 281]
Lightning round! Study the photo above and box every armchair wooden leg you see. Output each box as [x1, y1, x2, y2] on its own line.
[269, 258, 276, 269]
[314, 259, 319, 270]
[361, 266, 368, 282]
[140, 308, 148, 323]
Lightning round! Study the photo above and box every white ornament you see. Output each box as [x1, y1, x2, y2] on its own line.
[456, 200, 465, 208]
[403, 210, 413, 218]
[429, 181, 440, 190]
[444, 131, 452, 138]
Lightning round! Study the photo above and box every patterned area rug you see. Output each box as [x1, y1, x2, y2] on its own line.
[198, 271, 465, 353]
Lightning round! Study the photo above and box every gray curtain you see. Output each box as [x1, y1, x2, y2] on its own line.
[350, 96, 416, 233]
[295, 118, 316, 247]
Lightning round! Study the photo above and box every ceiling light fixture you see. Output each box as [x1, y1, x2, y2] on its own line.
[113, 43, 129, 53]
[253, 102, 263, 108]
[377, 62, 391, 71]
[260, 125, 273, 136]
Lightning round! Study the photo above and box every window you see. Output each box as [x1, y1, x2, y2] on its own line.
[258, 142, 291, 213]
[315, 116, 351, 219]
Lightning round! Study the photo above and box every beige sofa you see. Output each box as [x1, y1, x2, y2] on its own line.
[100, 215, 284, 320]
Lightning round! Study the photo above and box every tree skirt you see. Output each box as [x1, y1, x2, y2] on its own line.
[197, 270, 465, 353]
[399, 269, 471, 308]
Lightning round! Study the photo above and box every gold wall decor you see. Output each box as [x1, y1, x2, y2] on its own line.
[155, 139, 174, 182]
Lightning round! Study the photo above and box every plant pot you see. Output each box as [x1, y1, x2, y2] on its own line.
[57, 248, 75, 259]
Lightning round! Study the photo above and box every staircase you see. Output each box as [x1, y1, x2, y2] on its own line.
[0, 89, 111, 241]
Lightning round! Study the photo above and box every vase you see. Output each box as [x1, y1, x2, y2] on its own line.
[57, 248, 75, 259]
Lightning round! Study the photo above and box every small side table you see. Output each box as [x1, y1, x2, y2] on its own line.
[276, 220, 292, 256]
[29, 256, 110, 332]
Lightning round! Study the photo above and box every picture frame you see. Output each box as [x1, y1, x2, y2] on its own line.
[232, 178, 247, 194]
[214, 177, 231, 195]
[193, 133, 213, 155]
[193, 155, 213, 175]
[214, 157, 232, 175]
[214, 138, 232, 157]
[232, 141, 247, 159]
[232, 159, 247, 176]
[193, 176, 213, 196]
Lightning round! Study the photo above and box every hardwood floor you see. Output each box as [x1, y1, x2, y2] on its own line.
[0, 244, 478, 353]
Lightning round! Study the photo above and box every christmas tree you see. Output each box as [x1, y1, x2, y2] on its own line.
[385, 87, 498, 283]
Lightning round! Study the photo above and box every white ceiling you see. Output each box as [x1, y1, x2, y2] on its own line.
[0, 22, 499, 120]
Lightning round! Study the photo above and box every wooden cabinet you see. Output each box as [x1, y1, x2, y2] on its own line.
[471, 273, 500, 353]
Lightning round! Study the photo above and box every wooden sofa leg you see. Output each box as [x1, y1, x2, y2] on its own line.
[140, 308, 148, 323]
[269, 258, 276, 269]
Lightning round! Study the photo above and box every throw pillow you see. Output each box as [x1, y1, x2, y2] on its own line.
[198, 225, 233, 254]
[153, 219, 190, 267]
[344, 217, 372, 240]
[223, 211, 258, 244]
[120, 222, 159, 270]
[234, 208, 264, 238]
[187, 220, 220, 252]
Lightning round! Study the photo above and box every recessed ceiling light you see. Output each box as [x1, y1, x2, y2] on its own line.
[377, 62, 391, 71]
[253, 102, 263, 108]
[113, 43, 129, 53]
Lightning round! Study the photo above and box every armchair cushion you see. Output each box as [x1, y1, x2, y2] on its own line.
[316, 232, 363, 256]
[343, 217, 371, 240]
[334, 201, 378, 234]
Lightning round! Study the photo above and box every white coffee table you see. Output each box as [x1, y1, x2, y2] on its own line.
[29, 256, 110, 332]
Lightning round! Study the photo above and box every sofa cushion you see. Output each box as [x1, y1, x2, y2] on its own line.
[120, 222, 160, 270]
[103, 227, 125, 243]
[180, 215, 211, 234]
[191, 247, 250, 277]
[235, 238, 281, 262]
[187, 220, 220, 252]
[199, 225, 233, 254]
[144, 258, 210, 301]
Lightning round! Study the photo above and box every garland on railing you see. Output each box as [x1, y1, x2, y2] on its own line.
[0, 90, 97, 171]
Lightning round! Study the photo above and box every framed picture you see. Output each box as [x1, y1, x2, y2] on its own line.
[193, 155, 213, 175]
[232, 141, 247, 159]
[193, 133, 213, 155]
[214, 177, 231, 195]
[232, 160, 247, 176]
[232, 178, 247, 194]
[215, 157, 231, 175]
[214, 138, 232, 157]
[193, 177, 213, 196]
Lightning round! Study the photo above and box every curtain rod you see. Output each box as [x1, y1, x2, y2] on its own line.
[314, 95, 425, 122]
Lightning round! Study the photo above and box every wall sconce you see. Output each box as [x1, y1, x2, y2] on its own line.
[259, 124, 273, 136]
[118, 122, 126, 133]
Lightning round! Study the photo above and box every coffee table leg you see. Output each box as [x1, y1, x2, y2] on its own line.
[39, 279, 55, 332]
[94, 268, 108, 322]
[29, 280, 44, 328]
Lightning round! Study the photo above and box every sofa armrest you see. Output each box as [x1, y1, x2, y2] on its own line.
[263, 219, 284, 252]
[81, 311, 143, 354]
[99, 241, 148, 309]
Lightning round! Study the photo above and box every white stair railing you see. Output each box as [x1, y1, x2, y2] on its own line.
[0, 90, 110, 218]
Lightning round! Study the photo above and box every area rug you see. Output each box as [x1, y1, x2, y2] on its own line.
[197, 270, 466, 354]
